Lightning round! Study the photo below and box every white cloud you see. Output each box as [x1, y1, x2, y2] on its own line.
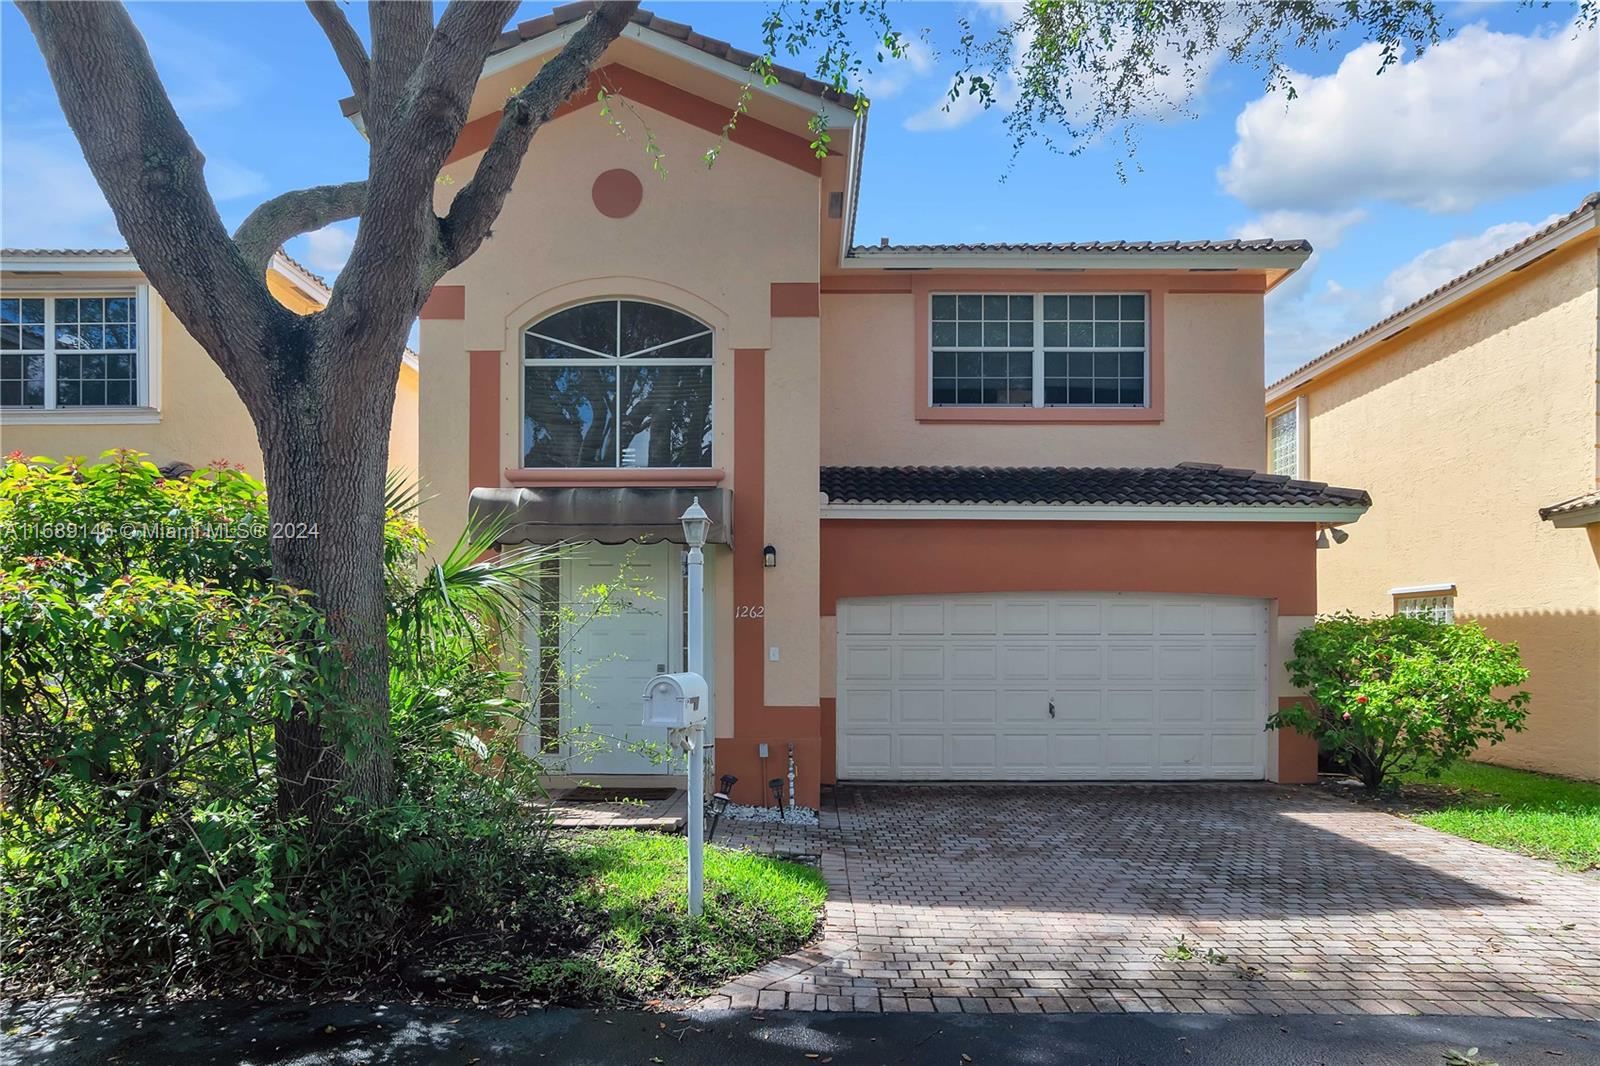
[301, 223, 357, 274]
[205, 159, 270, 203]
[134, 9, 269, 116]
[1221, 21, 1600, 213]
[0, 133, 119, 248]
[1263, 212, 1560, 381]
[860, 39, 936, 101]
[1234, 208, 1368, 301]
[904, 76, 997, 131]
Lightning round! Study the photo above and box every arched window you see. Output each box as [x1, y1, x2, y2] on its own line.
[522, 299, 713, 469]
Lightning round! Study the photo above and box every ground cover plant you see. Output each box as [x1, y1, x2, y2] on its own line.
[0, 452, 823, 1003]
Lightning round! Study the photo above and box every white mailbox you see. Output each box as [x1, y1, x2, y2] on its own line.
[641, 672, 709, 729]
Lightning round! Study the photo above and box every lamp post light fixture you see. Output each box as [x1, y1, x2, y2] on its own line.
[680, 497, 710, 916]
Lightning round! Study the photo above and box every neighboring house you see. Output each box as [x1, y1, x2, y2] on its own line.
[403, 7, 1369, 808]
[0, 250, 420, 476]
[1265, 192, 1600, 781]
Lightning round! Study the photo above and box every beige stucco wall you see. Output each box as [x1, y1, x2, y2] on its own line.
[421, 90, 825, 725]
[1290, 238, 1600, 779]
[0, 276, 420, 482]
[819, 290, 1267, 468]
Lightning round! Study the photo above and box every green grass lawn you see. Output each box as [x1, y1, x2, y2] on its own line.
[1400, 762, 1600, 871]
[527, 830, 829, 1003]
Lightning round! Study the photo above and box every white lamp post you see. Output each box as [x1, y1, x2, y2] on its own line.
[680, 497, 710, 916]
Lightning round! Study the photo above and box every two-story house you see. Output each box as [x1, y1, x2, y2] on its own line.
[1266, 193, 1599, 782]
[409, 8, 1368, 807]
[0, 250, 419, 475]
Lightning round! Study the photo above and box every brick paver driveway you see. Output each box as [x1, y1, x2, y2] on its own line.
[703, 785, 1600, 1018]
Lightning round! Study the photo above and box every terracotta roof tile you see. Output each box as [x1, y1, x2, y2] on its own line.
[1268, 191, 1600, 392]
[821, 463, 1371, 508]
[1539, 489, 1600, 521]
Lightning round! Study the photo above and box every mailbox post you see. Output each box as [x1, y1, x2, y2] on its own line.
[639, 498, 714, 916]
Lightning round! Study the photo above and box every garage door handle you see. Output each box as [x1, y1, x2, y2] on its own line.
[1048, 699, 1056, 718]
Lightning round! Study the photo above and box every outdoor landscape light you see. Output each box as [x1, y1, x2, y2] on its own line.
[763, 544, 777, 568]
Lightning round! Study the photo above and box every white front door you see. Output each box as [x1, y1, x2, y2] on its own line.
[836, 592, 1269, 781]
[559, 542, 681, 775]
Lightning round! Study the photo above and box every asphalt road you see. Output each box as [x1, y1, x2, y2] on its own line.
[4, 1001, 1598, 1065]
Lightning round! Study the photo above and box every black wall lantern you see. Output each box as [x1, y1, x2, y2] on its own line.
[763, 544, 777, 568]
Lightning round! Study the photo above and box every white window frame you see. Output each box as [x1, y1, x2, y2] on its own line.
[1267, 397, 1306, 479]
[0, 281, 159, 424]
[929, 291, 1151, 410]
[1391, 584, 1457, 624]
[520, 298, 714, 470]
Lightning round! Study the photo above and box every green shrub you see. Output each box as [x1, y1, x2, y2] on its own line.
[1268, 612, 1530, 793]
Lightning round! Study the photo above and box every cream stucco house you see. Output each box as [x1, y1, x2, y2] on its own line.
[1265, 192, 1600, 781]
[0, 250, 420, 476]
[405, 7, 1370, 807]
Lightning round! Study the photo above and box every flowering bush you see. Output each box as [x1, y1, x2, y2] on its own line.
[1268, 612, 1530, 793]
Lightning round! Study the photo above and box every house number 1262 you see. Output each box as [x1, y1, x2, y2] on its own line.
[734, 605, 765, 618]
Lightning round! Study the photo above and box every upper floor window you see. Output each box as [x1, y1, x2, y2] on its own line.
[930, 293, 1148, 408]
[1, 293, 142, 409]
[522, 299, 712, 468]
[1268, 404, 1299, 477]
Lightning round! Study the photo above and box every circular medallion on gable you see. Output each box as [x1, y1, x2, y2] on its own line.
[592, 168, 644, 219]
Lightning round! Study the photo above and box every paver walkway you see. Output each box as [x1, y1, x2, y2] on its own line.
[701, 784, 1600, 1019]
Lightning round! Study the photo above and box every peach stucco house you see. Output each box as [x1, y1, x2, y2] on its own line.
[1266, 192, 1600, 782]
[0, 250, 420, 476]
[404, 8, 1370, 807]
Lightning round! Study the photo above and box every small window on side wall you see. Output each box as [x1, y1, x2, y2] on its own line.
[1394, 588, 1455, 624]
[1268, 405, 1299, 477]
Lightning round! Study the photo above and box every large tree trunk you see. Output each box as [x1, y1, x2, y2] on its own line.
[255, 335, 401, 820]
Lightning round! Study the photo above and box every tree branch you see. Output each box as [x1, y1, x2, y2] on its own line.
[439, 1, 640, 274]
[233, 182, 368, 278]
[366, 1, 435, 145]
[13, 0, 285, 395]
[306, 1, 369, 109]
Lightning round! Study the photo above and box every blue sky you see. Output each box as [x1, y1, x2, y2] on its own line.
[3, 2, 1595, 381]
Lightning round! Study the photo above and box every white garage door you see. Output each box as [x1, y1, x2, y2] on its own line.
[836, 593, 1269, 781]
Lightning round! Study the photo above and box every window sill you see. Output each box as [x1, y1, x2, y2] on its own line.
[0, 406, 161, 426]
[917, 405, 1163, 424]
[504, 467, 726, 487]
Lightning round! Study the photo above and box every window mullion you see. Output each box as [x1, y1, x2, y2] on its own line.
[43, 297, 56, 410]
[1032, 293, 1044, 408]
[615, 303, 623, 467]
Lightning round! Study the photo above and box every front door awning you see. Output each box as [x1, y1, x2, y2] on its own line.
[468, 486, 733, 546]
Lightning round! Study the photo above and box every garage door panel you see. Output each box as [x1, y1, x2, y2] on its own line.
[1107, 602, 1156, 635]
[1159, 645, 1211, 680]
[1054, 645, 1102, 679]
[898, 689, 945, 725]
[1054, 601, 1102, 635]
[847, 688, 892, 724]
[898, 646, 945, 680]
[1002, 602, 1051, 635]
[1107, 645, 1156, 679]
[845, 645, 891, 681]
[897, 733, 946, 771]
[1105, 689, 1156, 723]
[949, 601, 999, 634]
[950, 690, 998, 723]
[1159, 602, 1209, 635]
[1003, 645, 1051, 680]
[1212, 645, 1258, 681]
[1001, 690, 1050, 724]
[1158, 689, 1207, 724]
[949, 733, 998, 772]
[950, 645, 998, 679]
[838, 595, 1266, 781]
[846, 602, 893, 635]
[896, 601, 946, 635]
